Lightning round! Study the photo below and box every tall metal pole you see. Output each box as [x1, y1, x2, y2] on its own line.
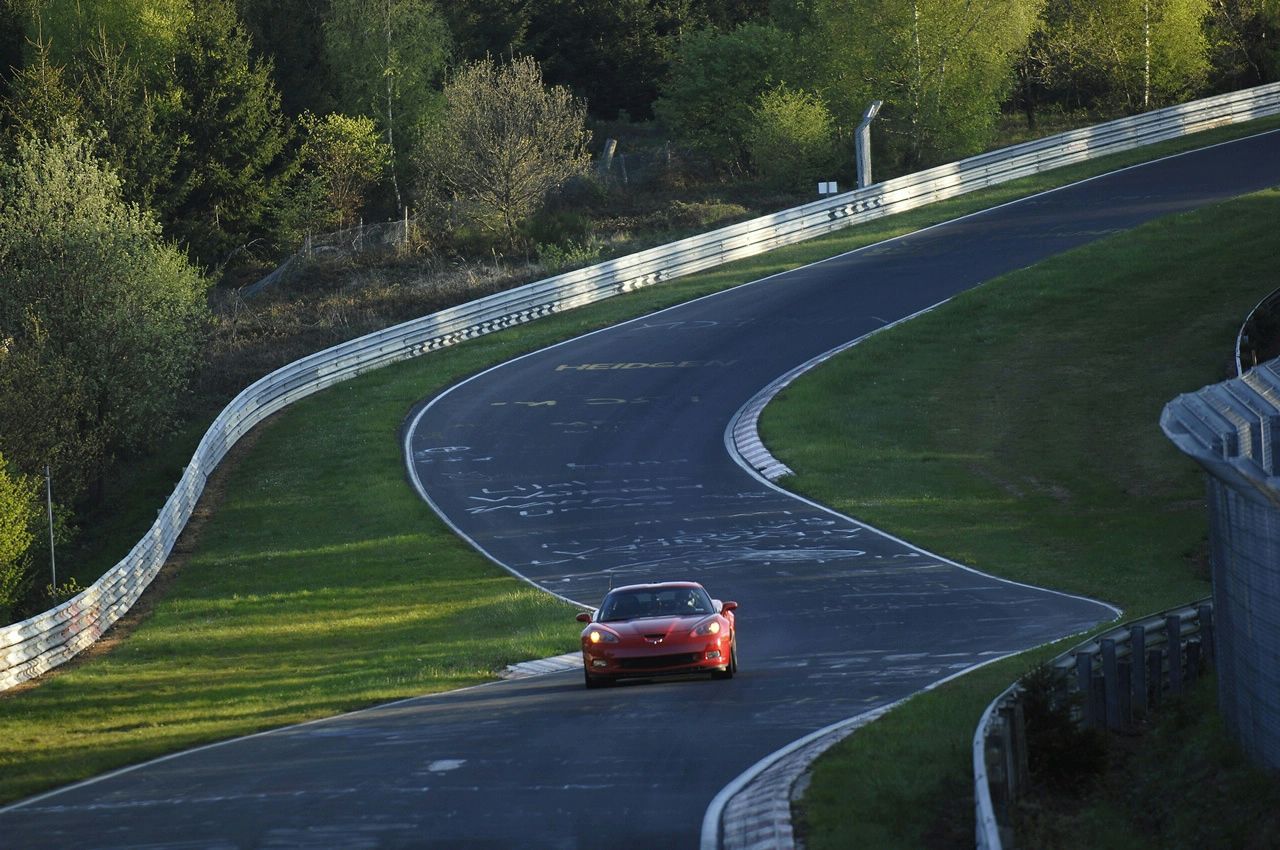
[855, 100, 883, 189]
[45, 464, 56, 590]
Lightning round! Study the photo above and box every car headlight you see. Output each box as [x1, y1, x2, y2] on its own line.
[692, 619, 722, 637]
[588, 629, 619, 644]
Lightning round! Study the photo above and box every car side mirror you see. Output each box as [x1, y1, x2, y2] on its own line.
[721, 601, 738, 612]
[576, 612, 592, 623]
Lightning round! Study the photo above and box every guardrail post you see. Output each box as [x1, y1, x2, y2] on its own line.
[855, 100, 883, 188]
[998, 705, 1019, 803]
[1186, 639, 1201, 684]
[1148, 648, 1164, 708]
[1197, 604, 1215, 666]
[1117, 659, 1133, 730]
[1166, 615, 1184, 695]
[1131, 624, 1148, 715]
[1076, 652, 1095, 727]
[1102, 638, 1120, 730]
[1012, 699, 1030, 797]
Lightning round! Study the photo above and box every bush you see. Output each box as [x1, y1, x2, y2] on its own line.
[747, 85, 837, 190]
[0, 453, 38, 623]
[1020, 663, 1108, 792]
[415, 55, 592, 252]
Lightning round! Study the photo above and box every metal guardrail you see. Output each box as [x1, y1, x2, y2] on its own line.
[3, 83, 1280, 691]
[974, 601, 1214, 849]
[1235, 286, 1280, 375]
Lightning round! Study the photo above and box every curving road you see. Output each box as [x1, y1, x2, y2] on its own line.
[2, 131, 1277, 849]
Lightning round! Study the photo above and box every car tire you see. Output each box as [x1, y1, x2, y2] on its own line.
[713, 637, 737, 680]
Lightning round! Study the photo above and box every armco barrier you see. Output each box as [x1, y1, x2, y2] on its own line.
[974, 601, 1214, 849]
[1161, 357, 1280, 778]
[4, 84, 1280, 691]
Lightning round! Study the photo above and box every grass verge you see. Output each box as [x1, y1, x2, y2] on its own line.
[776, 188, 1280, 846]
[2, 116, 1279, 807]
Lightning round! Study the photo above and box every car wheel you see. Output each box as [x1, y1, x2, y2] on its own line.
[584, 670, 613, 689]
[714, 637, 737, 680]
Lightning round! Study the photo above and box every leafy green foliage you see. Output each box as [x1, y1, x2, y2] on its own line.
[236, 0, 337, 117]
[26, 0, 191, 79]
[1204, 0, 1280, 91]
[0, 452, 38, 623]
[747, 84, 837, 188]
[324, 0, 450, 210]
[164, 0, 291, 266]
[0, 36, 84, 145]
[521, 0, 689, 121]
[280, 112, 392, 239]
[655, 23, 806, 170]
[415, 55, 591, 250]
[816, 0, 1041, 171]
[0, 125, 209, 502]
[73, 33, 183, 216]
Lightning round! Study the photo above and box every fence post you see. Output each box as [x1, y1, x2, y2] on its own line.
[855, 100, 883, 188]
[600, 138, 617, 174]
[1131, 624, 1148, 715]
[1166, 615, 1184, 695]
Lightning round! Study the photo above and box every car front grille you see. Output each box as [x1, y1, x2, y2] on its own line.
[618, 653, 701, 670]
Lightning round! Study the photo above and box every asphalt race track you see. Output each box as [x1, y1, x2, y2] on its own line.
[3, 131, 1278, 849]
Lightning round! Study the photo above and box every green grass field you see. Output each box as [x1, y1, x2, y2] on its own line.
[783, 188, 1280, 847]
[2, 115, 1278, 808]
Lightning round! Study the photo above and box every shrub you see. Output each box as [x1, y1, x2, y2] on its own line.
[747, 85, 838, 190]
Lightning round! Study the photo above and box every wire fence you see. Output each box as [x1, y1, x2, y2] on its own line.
[241, 215, 419, 299]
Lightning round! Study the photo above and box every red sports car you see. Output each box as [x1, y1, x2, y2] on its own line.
[576, 581, 738, 688]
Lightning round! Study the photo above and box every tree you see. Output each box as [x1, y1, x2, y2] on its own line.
[236, 0, 338, 117]
[0, 451, 38, 624]
[0, 124, 209, 502]
[521, 0, 694, 120]
[816, 0, 1040, 171]
[164, 0, 291, 266]
[747, 84, 837, 188]
[1204, 0, 1280, 90]
[0, 35, 83, 146]
[74, 30, 183, 216]
[655, 23, 807, 171]
[281, 112, 391, 238]
[324, 0, 450, 210]
[25, 0, 191, 82]
[416, 55, 591, 250]
[1066, 0, 1212, 111]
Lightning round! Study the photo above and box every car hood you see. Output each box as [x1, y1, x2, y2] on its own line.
[598, 615, 708, 638]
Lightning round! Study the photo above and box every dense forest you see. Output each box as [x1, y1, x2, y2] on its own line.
[0, 0, 1277, 623]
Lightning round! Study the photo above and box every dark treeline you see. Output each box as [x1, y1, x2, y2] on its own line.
[0, 0, 1277, 622]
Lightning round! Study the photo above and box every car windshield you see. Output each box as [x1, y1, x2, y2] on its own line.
[599, 587, 715, 622]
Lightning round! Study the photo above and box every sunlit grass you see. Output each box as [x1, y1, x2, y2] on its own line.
[3, 116, 1278, 807]
[781, 189, 1280, 847]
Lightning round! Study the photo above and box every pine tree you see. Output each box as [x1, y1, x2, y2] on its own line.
[164, 0, 291, 267]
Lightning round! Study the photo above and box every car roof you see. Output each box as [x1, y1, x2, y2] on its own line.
[607, 581, 704, 594]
